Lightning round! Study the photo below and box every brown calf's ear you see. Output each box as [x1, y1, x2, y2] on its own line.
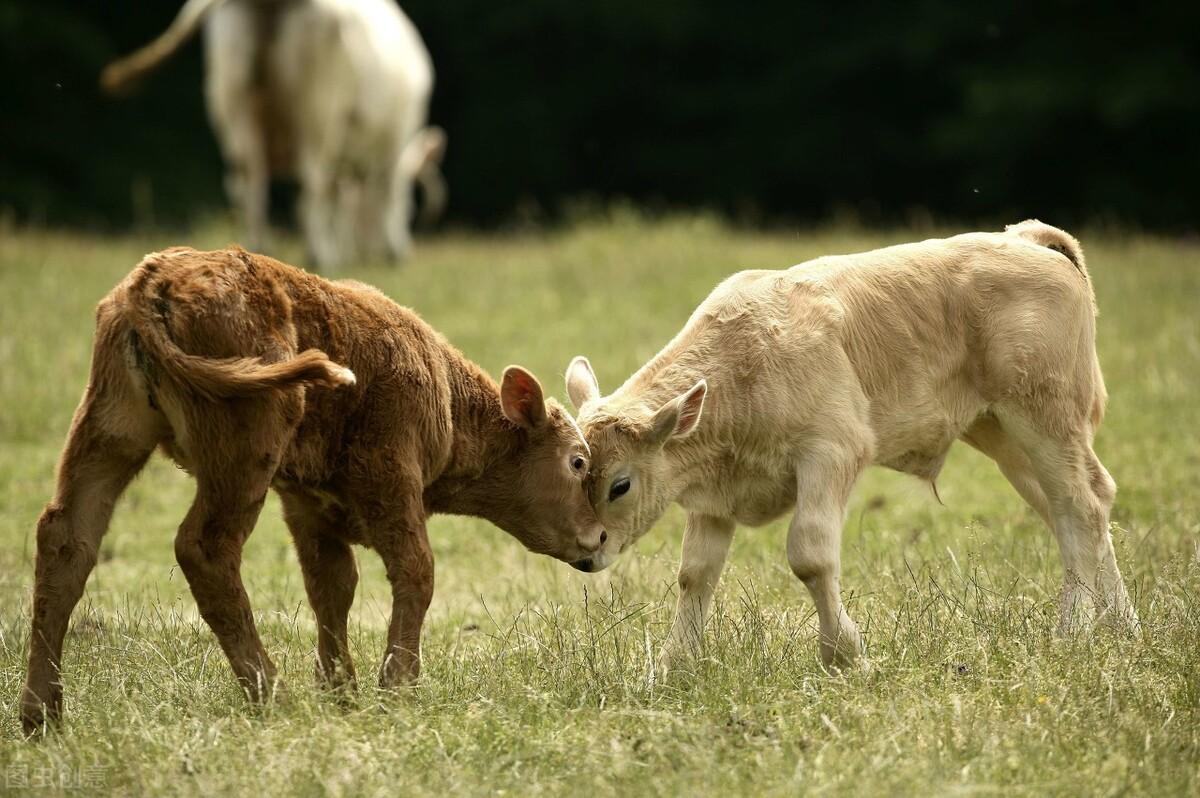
[501, 366, 548, 429]
[649, 379, 707, 445]
[565, 356, 601, 410]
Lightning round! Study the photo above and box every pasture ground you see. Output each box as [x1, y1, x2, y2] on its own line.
[0, 214, 1197, 795]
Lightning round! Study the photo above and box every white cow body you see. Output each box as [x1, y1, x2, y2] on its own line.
[103, 0, 446, 269]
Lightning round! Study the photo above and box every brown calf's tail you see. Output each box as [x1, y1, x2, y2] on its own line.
[1005, 219, 1088, 278]
[152, 349, 357, 401]
[127, 258, 355, 402]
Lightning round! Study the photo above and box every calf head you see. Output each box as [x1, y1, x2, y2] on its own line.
[482, 366, 608, 564]
[563, 356, 707, 572]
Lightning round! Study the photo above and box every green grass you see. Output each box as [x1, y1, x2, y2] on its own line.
[1, 213, 1198, 795]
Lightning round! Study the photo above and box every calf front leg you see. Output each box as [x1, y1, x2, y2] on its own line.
[658, 513, 735, 675]
[368, 499, 434, 689]
[787, 445, 867, 671]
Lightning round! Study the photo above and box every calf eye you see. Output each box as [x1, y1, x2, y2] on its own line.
[570, 455, 587, 473]
[608, 477, 631, 501]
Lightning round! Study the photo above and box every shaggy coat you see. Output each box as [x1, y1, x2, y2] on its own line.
[21, 247, 602, 734]
[565, 221, 1137, 672]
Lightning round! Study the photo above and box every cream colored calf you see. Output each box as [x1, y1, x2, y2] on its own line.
[565, 221, 1138, 672]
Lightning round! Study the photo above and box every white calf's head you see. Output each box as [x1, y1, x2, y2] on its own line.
[563, 356, 706, 572]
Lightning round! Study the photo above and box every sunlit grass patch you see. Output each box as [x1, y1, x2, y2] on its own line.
[0, 216, 1197, 795]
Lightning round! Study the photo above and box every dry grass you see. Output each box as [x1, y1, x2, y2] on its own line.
[0, 213, 1197, 795]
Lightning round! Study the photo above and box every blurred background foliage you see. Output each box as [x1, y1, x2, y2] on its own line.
[2, 0, 1198, 230]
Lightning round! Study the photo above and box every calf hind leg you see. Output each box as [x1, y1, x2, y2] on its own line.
[175, 475, 280, 701]
[281, 493, 359, 689]
[962, 414, 1052, 526]
[174, 403, 297, 701]
[996, 409, 1137, 634]
[21, 397, 155, 734]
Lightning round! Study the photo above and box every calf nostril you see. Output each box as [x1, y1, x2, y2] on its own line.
[599, 529, 608, 545]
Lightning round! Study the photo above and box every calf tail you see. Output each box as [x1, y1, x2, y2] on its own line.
[126, 255, 356, 402]
[100, 0, 227, 95]
[1005, 219, 1088, 279]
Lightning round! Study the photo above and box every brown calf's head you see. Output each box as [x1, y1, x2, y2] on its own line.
[484, 366, 607, 565]
[562, 356, 707, 572]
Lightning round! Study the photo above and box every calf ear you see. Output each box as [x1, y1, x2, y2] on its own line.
[501, 366, 548, 429]
[649, 380, 707, 445]
[565, 356, 601, 410]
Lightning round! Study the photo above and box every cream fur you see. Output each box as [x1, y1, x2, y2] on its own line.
[568, 221, 1137, 672]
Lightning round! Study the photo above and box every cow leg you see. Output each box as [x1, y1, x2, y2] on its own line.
[298, 159, 341, 271]
[787, 442, 868, 671]
[280, 491, 359, 689]
[996, 409, 1138, 634]
[21, 394, 154, 734]
[384, 166, 415, 263]
[657, 513, 735, 675]
[205, 4, 269, 251]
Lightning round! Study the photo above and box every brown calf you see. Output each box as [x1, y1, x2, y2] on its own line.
[20, 247, 604, 734]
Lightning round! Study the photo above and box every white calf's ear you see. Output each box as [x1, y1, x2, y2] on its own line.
[501, 366, 548, 429]
[649, 380, 707, 445]
[565, 356, 601, 410]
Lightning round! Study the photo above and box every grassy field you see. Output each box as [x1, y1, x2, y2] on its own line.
[1, 214, 1197, 796]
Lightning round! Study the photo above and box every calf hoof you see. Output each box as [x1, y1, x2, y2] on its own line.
[19, 684, 61, 738]
[316, 663, 358, 693]
[819, 629, 863, 674]
[378, 656, 420, 690]
[237, 669, 283, 705]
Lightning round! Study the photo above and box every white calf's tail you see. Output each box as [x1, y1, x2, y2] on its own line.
[1005, 219, 1088, 278]
[100, 0, 227, 94]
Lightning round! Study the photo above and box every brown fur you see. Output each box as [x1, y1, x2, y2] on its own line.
[20, 247, 602, 734]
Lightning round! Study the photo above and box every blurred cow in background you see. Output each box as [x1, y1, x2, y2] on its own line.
[102, 0, 447, 270]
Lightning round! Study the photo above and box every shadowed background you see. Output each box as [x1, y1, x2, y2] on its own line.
[2, 0, 1198, 230]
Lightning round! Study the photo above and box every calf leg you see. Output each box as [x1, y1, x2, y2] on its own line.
[658, 513, 735, 674]
[377, 522, 434, 688]
[175, 475, 279, 701]
[356, 481, 433, 688]
[280, 492, 358, 689]
[21, 398, 154, 734]
[173, 399, 296, 701]
[787, 443, 867, 671]
[962, 414, 1052, 526]
[996, 409, 1137, 634]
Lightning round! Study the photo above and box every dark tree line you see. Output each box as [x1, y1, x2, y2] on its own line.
[2, 0, 1198, 230]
